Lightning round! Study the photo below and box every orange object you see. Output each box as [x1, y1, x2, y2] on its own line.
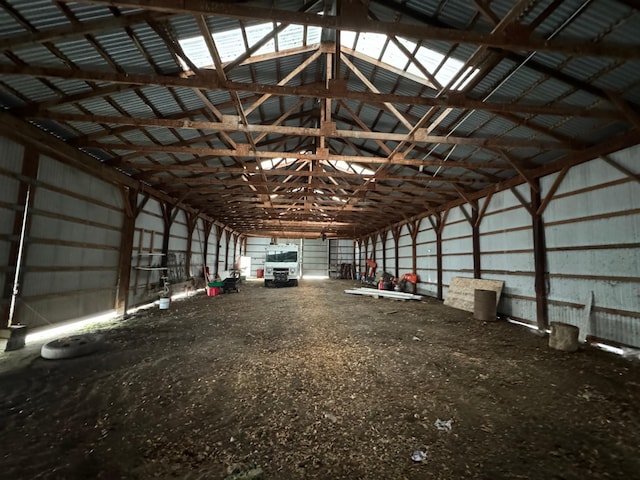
[403, 273, 419, 284]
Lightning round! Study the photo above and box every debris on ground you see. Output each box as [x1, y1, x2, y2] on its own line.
[434, 419, 454, 432]
[411, 450, 427, 463]
[225, 463, 264, 480]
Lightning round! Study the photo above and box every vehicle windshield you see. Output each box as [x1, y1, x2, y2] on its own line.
[266, 251, 297, 262]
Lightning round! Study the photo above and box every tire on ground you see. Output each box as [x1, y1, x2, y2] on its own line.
[40, 334, 104, 360]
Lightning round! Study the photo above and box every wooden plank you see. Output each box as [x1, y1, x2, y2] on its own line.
[344, 288, 423, 301]
[443, 277, 504, 312]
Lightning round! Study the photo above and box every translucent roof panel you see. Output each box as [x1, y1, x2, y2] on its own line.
[179, 21, 323, 71]
[341, 32, 477, 91]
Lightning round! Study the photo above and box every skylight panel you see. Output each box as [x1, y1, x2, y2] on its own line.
[323, 160, 375, 177]
[355, 31, 386, 59]
[306, 26, 322, 44]
[260, 157, 297, 170]
[278, 24, 304, 50]
[347, 34, 479, 91]
[381, 41, 410, 69]
[340, 30, 357, 49]
[212, 28, 245, 63]
[246, 22, 276, 55]
[178, 36, 212, 69]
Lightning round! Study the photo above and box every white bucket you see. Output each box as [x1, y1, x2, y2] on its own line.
[159, 297, 170, 310]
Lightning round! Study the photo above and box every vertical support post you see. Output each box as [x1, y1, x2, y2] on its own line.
[224, 229, 232, 270]
[184, 212, 197, 280]
[1, 148, 39, 327]
[407, 220, 419, 275]
[232, 232, 240, 270]
[214, 225, 222, 277]
[159, 203, 173, 276]
[115, 188, 148, 315]
[531, 180, 549, 331]
[364, 237, 369, 264]
[202, 220, 213, 278]
[429, 211, 448, 301]
[391, 226, 401, 279]
[370, 234, 377, 263]
[115, 188, 135, 315]
[380, 231, 387, 273]
[460, 202, 481, 279]
[471, 208, 481, 279]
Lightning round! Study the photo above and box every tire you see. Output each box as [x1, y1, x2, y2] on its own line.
[264, 280, 272, 288]
[41, 334, 104, 360]
[292, 279, 298, 287]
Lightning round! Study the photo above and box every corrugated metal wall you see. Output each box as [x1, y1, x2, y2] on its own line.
[329, 239, 354, 278]
[217, 230, 229, 274]
[374, 234, 384, 270]
[397, 224, 412, 273]
[244, 237, 329, 279]
[130, 196, 165, 307]
[366, 145, 639, 348]
[441, 207, 473, 298]
[480, 185, 536, 322]
[18, 154, 122, 327]
[416, 220, 437, 295]
[0, 138, 24, 312]
[383, 231, 394, 275]
[191, 218, 207, 279]
[168, 209, 188, 282]
[245, 237, 271, 278]
[205, 227, 219, 276]
[542, 148, 640, 347]
[301, 238, 328, 277]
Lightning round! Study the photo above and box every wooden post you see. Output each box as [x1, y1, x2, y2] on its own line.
[531, 180, 549, 331]
[364, 237, 369, 265]
[1, 148, 39, 327]
[224, 229, 232, 270]
[184, 212, 197, 280]
[407, 220, 420, 275]
[115, 188, 148, 315]
[232, 232, 240, 269]
[391, 226, 401, 278]
[471, 208, 481, 279]
[159, 203, 173, 275]
[214, 225, 222, 277]
[202, 220, 213, 278]
[429, 211, 448, 301]
[460, 202, 481, 279]
[380, 231, 387, 272]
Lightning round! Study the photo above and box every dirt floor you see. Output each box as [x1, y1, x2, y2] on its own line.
[1, 279, 639, 480]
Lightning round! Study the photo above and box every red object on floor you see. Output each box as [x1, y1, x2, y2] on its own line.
[206, 287, 222, 296]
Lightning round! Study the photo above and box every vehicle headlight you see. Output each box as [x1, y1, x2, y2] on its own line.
[289, 267, 296, 274]
[266, 268, 273, 274]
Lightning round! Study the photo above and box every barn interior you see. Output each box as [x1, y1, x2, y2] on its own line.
[0, 0, 639, 478]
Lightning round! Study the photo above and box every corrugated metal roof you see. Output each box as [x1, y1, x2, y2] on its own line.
[0, 0, 637, 239]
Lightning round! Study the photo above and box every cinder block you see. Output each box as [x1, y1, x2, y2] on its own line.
[0, 325, 28, 352]
[549, 322, 579, 352]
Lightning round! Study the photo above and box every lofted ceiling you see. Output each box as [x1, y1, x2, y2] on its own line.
[0, 0, 639, 238]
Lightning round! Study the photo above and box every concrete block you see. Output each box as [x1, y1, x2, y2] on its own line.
[0, 325, 28, 352]
[549, 322, 579, 352]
